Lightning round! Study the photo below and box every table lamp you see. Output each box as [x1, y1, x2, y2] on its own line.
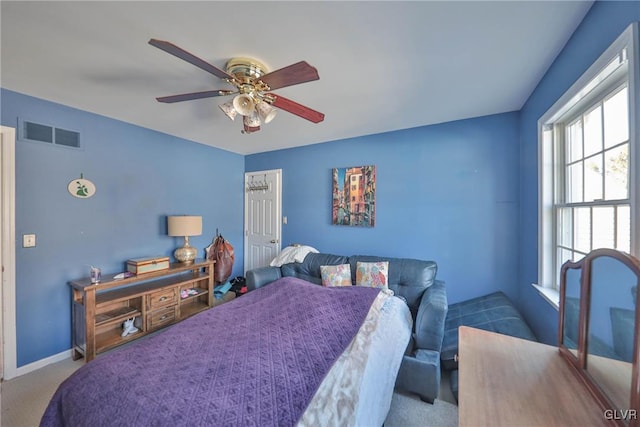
[167, 215, 202, 263]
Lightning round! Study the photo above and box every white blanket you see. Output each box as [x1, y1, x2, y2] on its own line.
[270, 245, 319, 267]
[298, 291, 412, 427]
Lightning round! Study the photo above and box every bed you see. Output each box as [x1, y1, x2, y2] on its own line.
[41, 276, 412, 427]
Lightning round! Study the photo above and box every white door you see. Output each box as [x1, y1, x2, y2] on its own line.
[244, 169, 282, 273]
[1, 126, 16, 381]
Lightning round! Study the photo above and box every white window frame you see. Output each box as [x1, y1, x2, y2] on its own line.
[535, 23, 640, 308]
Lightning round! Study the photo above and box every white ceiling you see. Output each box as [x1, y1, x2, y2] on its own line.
[1, 1, 593, 155]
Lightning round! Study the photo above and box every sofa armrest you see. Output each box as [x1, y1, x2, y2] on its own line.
[246, 266, 282, 291]
[395, 350, 441, 403]
[414, 280, 448, 351]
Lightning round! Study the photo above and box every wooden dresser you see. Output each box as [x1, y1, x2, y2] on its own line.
[69, 259, 220, 362]
[459, 250, 640, 427]
[458, 326, 611, 426]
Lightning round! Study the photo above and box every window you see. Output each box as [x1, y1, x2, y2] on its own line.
[537, 24, 639, 305]
[557, 84, 630, 261]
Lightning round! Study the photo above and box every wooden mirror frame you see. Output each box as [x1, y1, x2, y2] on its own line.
[559, 248, 640, 426]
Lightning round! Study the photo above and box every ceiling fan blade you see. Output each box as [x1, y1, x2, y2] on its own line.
[156, 90, 235, 103]
[149, 39, 233, 80]
[267, 93, 325, 123]
[260, 61, 319, 90]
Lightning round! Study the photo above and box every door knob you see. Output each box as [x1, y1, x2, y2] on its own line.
[270, 239, 279, 243]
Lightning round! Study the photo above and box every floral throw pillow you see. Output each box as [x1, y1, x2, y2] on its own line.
[355, 261, 389, 289]
[320, 264, 352, 287]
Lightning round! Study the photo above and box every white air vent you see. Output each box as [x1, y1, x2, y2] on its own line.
[19, 119, 80, 148]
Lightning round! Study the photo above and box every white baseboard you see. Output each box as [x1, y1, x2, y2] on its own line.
[4, 349, 72, 380]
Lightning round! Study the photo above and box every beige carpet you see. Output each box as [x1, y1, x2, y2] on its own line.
[2, 358, 83, 427]
[1, 357, 458, 427]
[385, 390, 459, 427]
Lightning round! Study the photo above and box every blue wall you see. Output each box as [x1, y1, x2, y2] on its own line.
[246, 112, 521, 305]
[517, 1, 640, 345]
[1, 89, 245, 366]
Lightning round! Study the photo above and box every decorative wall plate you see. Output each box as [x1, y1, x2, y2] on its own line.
[68, 174, 96, 198]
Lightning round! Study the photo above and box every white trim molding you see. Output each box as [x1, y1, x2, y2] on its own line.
[1, 126, 17, 380]
[537, 23, 639, 297]
[12, 350, 73, 378]
[531, 283, 560, 310]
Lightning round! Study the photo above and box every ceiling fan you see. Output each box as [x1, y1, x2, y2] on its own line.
[149, 39, 325, 134]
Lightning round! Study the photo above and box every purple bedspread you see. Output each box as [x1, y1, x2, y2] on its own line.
[41, 277, 381, 427]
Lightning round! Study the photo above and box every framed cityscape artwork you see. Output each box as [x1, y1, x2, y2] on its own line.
[332, 165, 376, 227]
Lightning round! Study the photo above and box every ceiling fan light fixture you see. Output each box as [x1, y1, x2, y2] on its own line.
[233, 94, 256, 116]
[256, 101, 278, 124]
[243, 111, 261, 128]
[149, 40, 324, 135]
[218, 101, 237, 121]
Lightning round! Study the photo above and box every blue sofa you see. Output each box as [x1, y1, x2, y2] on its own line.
[441, 291, 537, 401]
[246, 252, 448, 403]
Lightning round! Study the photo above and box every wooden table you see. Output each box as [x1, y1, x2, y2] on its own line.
[458, 326, 612, 426]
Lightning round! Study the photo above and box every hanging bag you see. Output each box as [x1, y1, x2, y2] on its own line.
[206, 230, 235, 283]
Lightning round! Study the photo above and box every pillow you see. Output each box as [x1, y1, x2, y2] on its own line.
[355, 261, 389, 289]
[320, 264, 352, 287]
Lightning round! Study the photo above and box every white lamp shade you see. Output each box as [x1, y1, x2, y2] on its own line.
[243, 111, 261, 128]
[218, 101, 237, 121]
[167, 216, 202, 237]
[233, 94, 255, 116]
[256, 101, 277, 124]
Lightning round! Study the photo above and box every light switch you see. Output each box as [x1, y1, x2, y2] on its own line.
[283, 216, 288, 225]
[23, 234, 36, 248]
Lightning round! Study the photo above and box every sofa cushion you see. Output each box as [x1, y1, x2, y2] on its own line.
[281, 253, 349, 285]
[320, 264, 352, 287]
[441, 291, 537, 370]
[349, 256, 437, 311]
[355, 261, 389, 289]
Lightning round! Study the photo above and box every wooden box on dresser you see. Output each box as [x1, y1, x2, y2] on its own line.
[70, 259, 218, 362]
